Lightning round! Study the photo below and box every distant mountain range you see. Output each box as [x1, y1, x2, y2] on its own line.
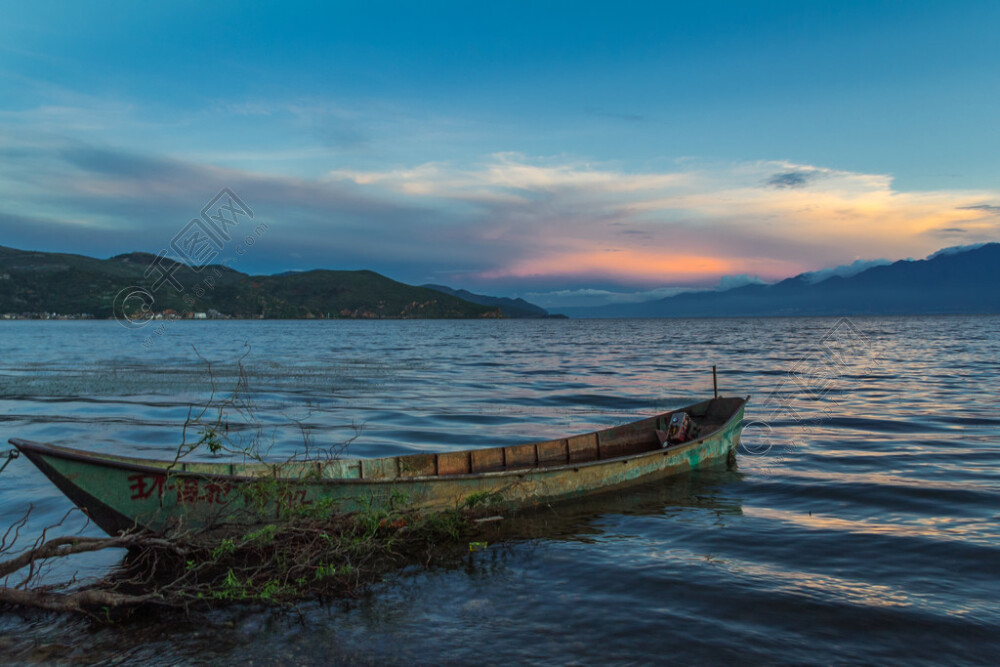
[558, 243, 1000, 317]
[0, 246, 503, 319]
[421, 284, 563, 318]
[3, 243, 997, 320]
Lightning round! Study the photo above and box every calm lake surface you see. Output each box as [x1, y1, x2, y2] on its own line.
[1, 317, 998, 664]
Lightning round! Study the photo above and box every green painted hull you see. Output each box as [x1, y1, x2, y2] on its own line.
[10, 397, 746, 536]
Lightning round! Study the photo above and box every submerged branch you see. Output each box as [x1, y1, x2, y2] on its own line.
[0, 585, 158, 613]
[0, 342, 503, 620]
[0, 501, 501, 620]
[0, 535, 117, 580]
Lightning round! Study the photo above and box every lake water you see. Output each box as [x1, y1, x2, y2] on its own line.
[1, 317, 998, 663]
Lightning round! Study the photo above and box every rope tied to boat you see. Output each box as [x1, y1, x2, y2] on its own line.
[0, 449, 19, 476]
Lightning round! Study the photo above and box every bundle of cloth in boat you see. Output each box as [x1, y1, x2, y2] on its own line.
[655, 412, 700, 446]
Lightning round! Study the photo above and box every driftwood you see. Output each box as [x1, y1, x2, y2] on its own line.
[0, 584, 158, 614]
[0, 504, 491, 619]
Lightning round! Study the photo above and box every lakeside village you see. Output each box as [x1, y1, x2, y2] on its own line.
[1, 309, 229, 320]
[0, 305, 482, 320]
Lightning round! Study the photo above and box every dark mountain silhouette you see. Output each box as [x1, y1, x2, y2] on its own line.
[0, 246, 500, 319]
[4, 242, 996, 320]
[558, 243, 1000, 317]
[421, 284, 555, 318]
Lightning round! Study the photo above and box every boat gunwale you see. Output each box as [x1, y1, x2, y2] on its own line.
[9, 397, 747, 485]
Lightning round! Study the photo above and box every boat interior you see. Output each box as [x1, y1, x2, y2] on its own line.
[342, 396, 745, 480]
[11, 397, 745, 482]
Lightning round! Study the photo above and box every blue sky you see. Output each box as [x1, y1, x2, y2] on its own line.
[2, 1, 999, 307]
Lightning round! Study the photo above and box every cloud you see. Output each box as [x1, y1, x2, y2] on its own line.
[58, 144, 196, 182]
[523, 286, 710, 308]
[718, 274, 765, 290]
[0, 136, 496, 277]
[766, 170, 820, 189]
[800, 258, 892, 284]
[329, 155, 1000, 286]
[926, 243, 988, 260]
[957, 204, 1000, 215]
[3, 140, 1000, 292]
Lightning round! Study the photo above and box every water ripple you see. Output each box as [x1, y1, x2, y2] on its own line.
[1, 316, 998, 663]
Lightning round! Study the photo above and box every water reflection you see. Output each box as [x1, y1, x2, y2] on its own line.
[0, 468, 745, 664]
[482, 466, 746, 542]
[743, 505, 1000, 546]
[1, 317, 999, 663]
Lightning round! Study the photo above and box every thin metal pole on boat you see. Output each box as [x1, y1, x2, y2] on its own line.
[0, 449, 18, 476]
[712, 366, 718, 398]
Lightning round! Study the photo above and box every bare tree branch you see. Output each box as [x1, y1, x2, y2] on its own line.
[0, 343, 501, 620]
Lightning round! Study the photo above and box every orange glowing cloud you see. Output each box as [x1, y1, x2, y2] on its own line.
[479, 250, 732, 281]
[477, 249, 807, 283]
[328, 155, 1000, 285]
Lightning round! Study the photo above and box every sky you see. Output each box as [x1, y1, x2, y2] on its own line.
[2, 1, 999, 308]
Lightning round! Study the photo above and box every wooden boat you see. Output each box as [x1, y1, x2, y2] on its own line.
[9, 396, 747, 537]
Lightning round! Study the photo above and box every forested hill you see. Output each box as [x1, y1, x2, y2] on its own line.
[0, 246, 501, 319]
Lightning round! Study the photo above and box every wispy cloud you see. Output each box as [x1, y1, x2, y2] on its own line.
[957, 203, 1000, 214]
[329, 155, 1000, 286]
[766, 169, 822, 189]
[800, 258, 892, 284]
[523, 286, 711, 309]
[927, 243, 988, 260]
[0, 135, 489, 274]
[718, 274, 766, 290]
[2, 140, 999, 294]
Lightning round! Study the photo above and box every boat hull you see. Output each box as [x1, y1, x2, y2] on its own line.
[11, 397, 746, 536]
